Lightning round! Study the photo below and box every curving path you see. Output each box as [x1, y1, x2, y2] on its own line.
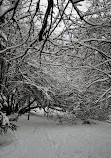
[0, 115, 111, 158]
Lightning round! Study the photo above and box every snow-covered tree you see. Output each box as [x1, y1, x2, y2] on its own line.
[0, 0, 111, 122]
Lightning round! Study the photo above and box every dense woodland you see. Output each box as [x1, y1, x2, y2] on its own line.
[0, 0, 111, 132]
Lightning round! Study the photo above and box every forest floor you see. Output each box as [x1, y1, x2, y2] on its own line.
[0, 114, 111, 158]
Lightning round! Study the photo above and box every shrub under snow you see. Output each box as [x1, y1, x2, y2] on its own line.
[0, 111, 17, 134]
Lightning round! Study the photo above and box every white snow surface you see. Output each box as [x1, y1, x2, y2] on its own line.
[0, 115, 111, 158]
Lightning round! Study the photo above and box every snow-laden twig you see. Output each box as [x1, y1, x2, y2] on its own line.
[19, 69, 51, 99]
[87, 64, 111, 78]
[83, 5, 111, 17]
[65, 65, 111, 79]
[0, 0, 20, 19]
[82, 38, 111, 44]
[97, 94, 111, 103]
[0, 39, 27, 54]
[96, 87, 111, 103]
[0, 31, 7, 41]
[95, 59, 111, 67]
[78, 42, 111, 59]
[87, 78, 109, 88]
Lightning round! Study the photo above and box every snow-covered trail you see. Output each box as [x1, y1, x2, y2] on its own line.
[0, 115, 111, 158]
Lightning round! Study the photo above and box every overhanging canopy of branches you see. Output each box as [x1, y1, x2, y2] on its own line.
[0, 0, 111, 119]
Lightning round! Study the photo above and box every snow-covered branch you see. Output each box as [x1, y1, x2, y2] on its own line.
[96, 87, 111, 103]
[0, 0, 20, 19]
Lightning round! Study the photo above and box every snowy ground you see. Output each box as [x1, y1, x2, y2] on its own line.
[0, 115, 111, 158]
